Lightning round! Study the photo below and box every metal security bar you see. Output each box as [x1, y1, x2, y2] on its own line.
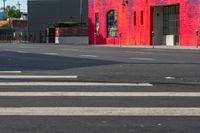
[163, 5, 180, 45]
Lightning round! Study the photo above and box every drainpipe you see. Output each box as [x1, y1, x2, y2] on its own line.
[196, 29, 199, 48]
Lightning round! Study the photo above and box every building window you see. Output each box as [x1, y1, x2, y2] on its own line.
[141, 11, 144, 25]
[95, 13, 99, 36]
[133, 11, 136, 26]
[107, 10, 118, 38]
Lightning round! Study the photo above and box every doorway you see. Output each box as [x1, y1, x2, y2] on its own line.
[153, 5, 180, 46]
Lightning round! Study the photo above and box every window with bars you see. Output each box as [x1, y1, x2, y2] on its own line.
[163, 5, 179, 35]
[107, 10, 118, 38]
[95, 13, 99, 36]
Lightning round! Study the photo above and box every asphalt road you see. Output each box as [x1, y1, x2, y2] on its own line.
[0, 43, 200, 133]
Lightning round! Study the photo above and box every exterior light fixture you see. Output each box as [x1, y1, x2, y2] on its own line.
[122, 0, 128, 6]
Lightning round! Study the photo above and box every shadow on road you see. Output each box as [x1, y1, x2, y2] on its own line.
[0, 51, 120, 71]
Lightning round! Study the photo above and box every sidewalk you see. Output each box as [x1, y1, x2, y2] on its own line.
[93, 44, 200, 50]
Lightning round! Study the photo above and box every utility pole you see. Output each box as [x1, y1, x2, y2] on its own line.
[80, 0, 83, 24]
[3, 0, 6, 11]
[17, 1, 21, 12]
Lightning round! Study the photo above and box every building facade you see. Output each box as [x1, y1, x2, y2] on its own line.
[88, 0, 200, 46]
[28, 0, 88, 43]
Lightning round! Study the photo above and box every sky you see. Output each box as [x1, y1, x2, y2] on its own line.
[1, 0, 27, 12]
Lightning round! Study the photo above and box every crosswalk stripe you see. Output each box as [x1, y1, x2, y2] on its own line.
[0, 92, 199, 97]
[0, 74, 198, 117]
[0, 82, 153, 86]
[0, 107, 199, 116]
[0, 75, 78, 79]
[0, 71, 22, 74]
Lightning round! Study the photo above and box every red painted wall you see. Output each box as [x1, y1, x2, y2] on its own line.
[88, 0, 200, 46]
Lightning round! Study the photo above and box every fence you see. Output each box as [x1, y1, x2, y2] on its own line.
[0, 28, 28, 43]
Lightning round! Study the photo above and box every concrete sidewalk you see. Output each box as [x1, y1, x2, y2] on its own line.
[93, 44, 200, 50]
[1, 42, 200, 50]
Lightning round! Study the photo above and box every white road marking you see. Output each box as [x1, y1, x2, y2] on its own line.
[0, 107, 199, 116]
[165, 77, 176, 80]
[80, 55, 98, 58]
[17, 51, 28, 53]
[0, 82, 153, 87]
[44, 53, 58, 55]
[126, 51, 153, 54]
[129, 58, 156, 61]
[0, 71, 22, 74]
[0, 92, 199, 97]
[62, 49, 79, 51]
[19, 46, 33, 49]
[0, 75, 78, 79]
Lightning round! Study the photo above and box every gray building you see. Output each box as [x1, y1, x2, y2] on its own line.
[28, 0, 88, 43]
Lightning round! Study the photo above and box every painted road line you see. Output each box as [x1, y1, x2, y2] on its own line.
[44, 53, 58, 55]
[0, 71, 22, 74]
[126, 51, 153, 54]
[62, 49, 79, 51]
[0, 82, 153, 87]
[165, 77, 176, 80]
[0, 107, 199, 116]
[80, 55, 98, 58]
[17, 51, 28, 53]
[0, 92, 200, 97]
[129, 57, 156, 61]
[19, 46, 33, 49]
[0, 75, 78, 79]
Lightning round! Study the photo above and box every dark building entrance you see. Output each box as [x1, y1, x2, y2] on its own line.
[153, 5, 180, 46]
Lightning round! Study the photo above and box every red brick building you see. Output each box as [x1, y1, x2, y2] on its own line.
[88, 0, 200, 46]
